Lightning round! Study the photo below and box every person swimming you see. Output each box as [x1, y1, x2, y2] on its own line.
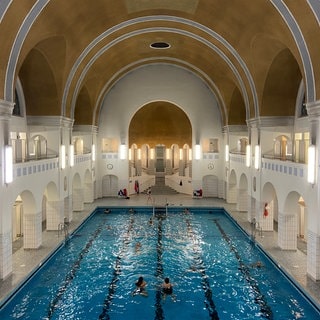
[132, 276, 148, 296]
[162, 277, 176, 301]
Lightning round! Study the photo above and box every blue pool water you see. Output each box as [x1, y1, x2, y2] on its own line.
[1, 207, 320, 319]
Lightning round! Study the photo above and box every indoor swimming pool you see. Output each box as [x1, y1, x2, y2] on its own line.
[0, 207, 319, 319]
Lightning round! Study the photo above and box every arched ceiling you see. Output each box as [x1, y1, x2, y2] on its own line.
[1, 0, 320, 127]
[129, 101, 192, 148]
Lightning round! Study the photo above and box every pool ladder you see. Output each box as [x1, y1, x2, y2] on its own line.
[251, 218, 263, 241]
[58, 220, 69, 240]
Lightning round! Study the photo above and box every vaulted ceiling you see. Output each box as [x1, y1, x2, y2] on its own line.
[1, 0, 319, 127]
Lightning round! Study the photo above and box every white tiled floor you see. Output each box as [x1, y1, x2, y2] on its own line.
[1, 194, 319, 309]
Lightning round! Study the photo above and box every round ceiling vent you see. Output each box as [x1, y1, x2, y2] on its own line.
[150, 42, 171, 49]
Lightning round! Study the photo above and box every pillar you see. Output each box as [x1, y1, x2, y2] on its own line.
[0, 100, 14, 278]
[278, 212, 297, 250]
[24, 211, 42, 249]
[46, 200, 64, 230]
[73, 187, 84, 211]
[306, 100, 320, 279]
[307, 230, 320, 280]
[84, 181, 94, 203]
[64, 195, 73, 222]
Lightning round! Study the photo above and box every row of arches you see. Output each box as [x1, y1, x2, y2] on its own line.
[227, 170, 307, 250]
[11, 170, 93, 251]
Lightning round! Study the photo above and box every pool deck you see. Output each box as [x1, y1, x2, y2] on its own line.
[1, 194, 320, 309]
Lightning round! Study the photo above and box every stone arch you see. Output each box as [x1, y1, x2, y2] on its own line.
[17, 190, 41, 249]
[261, 182, 278, 232]
[273, 135, 292, 161]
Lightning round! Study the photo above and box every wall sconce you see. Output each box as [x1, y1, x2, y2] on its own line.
[69, 144, 74, 167]
[5, 145, 13, 184]
[119, 144, 127, 160]
[150, 148, 155, 160]
[137, 148, 141, 160]
[92, 144, 96, 161]
[189, 149, 192, 161]
[254, 145, 260, 170]
[166, 148, 171, 160]
[308, 145, 316, 184]
[179, 148, 183, 160]
[225, 145, 229, 162]
[128, 148, 132, 161]
[195, 144, 201, 160]
[246, 144, 251, 167]
[60, 145, 66, 169]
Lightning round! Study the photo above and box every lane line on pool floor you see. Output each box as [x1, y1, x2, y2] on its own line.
[184, 213, 219, 320]
[46, 220, 107, 319]
[212, 219, 273, 319]
[154, 209, 165, 320]
[98, 212, 136, 320]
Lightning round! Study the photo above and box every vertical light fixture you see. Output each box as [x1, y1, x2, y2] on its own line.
[128, 148, 132, 161]
[137, 148, 141, 160]
[246, 144, 251, 167]
[179, 148, 183, 160]
[150, 148, 155, 160]
[119, 144, 126, 160]
[5, 145, 13, 184]
[166, 148, 171, 160]
[92, 144, 96, 161]
[254, 145, 260, 170]
[69, 144, 74, 167]
[60, 144, 66, 169]
[225, 144, 229, 162]
[189, 149, 192, 161]
[308, 145, 316, 184]
[195, 144, 201, 160]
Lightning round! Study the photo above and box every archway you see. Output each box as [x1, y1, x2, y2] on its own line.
[12, 190, 39, 249]
[261, 182, 278, 232]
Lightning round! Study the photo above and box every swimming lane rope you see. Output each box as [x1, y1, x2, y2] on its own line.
[154, 210, 165, 320]
[99, 213, 136, 320]
[47, 220, 107, 319]
[184, 214, 219, 320]
[212, 219, 273, 319]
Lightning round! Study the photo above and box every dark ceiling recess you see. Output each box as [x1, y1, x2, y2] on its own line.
[150, 42, 171, 49]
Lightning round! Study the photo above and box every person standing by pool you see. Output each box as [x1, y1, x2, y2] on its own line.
[132, 276, 148, 296]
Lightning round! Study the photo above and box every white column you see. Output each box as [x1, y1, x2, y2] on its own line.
[84, 182, 94, 203]
[0, 100, 14, 279]
[64, 195, 73, 222]
[278, 212, 297, 250]
[73, 188, 84, 211]
[0, 230, 12, 279]
[307, 230, 320, 280]
[46, 200, 64, 230]
[24, 211, 42, 249]
[306, 101, 320, 279]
